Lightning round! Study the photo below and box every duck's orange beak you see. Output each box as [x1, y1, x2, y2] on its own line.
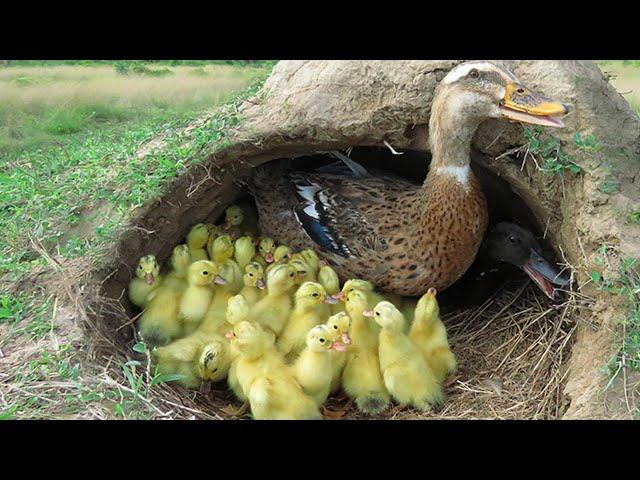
[500, 82, 569, 128]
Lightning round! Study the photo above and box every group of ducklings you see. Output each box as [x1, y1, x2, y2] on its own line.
[128, 205, 457, 420]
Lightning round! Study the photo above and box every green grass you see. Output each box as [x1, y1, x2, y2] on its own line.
[0, 61, 273, 419]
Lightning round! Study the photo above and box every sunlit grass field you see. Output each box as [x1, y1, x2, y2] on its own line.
[0, 62, 270, 152]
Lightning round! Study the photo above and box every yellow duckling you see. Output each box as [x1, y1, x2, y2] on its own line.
[162, 244, 192, 294]
[336, 278, 403, 307]
[200, 259, 243, 336]
[138, 286, 182, 348]
[276, 281, 336, 361]
[208, 234, 234, 265]
[222, 205, 245, 240]
[250, 263, 298, 337]
[409, 288, 457, 382]
[186, 224, 211, 262]
[154, 331, 230, 387]
[288, 257, 315, 285]
[373, 301, 443, 411]
[234, 235, 256, 270]
[342, 289, 390, 415]
[293, 324, 346, 407]
[273, 245, 292, 264]
[240, 262, 267, 306]
[325, 312, 352, 393]
[291, 249, 320, 281]
[178, 260, 216, 335]
[253, 237, 276, 268]
[317, 263, 344, 315]
[229, 320, 321, 420]
[129, 254, 163, 308]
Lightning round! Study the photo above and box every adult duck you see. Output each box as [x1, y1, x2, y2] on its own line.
[251, 62, 569, 296]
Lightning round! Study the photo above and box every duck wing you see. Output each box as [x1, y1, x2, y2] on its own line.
[289, 171, 416, 259]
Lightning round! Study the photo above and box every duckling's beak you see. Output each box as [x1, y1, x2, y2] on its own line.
[256, 279, 266, 290]
[363, 309, 374, 317]
[145, 273, 154, 285]
[332, 291, 345, 301]
[214, 275, 228, 285]
[319, 259, 328, 268]
[500, 82, 568, 128]
[330, 341, 347, 352]
[324, 295, 339, 304]
[521, 249, 570, 300]
[341, 333, 352, 345]
[225, 331, 234, 340]
[265, 253, 275, 263]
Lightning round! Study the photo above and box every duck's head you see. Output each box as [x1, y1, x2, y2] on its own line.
[243, 262, 265, 289]
[226, 294, 250, 325]
[135, 254, 161, 285]
[294, 281, 337, 309]
[265, 263, 298, 294]
[211, 234, 234, 264]
[289, 258, 311, 283]
[433, 62, 568, 135]
[258, 237, 276, 263]
[292, 249, 320, 274]
[170, 244, 192, 275]
[326, 311, 352, 346]
[186, 223, 211, 249]
[345, 289, 373, 319]
[273, 245, 292, 264]
[198, 340, 228, 382]
[415, 287, 439, 321]
[318, 264, 340, 295]
[187, 260, 217, 287]
[226, 321, 270, 357]
[485, 222, 570, 300]
[372, 301, 405, 331]
[235, 235, 256, 260]
[306, 324, 345, 353]
[334, 278, 374, 302]
[214, 260, 241, 288]
[224, 205, 244, 227]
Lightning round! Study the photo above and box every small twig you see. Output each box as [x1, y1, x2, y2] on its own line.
[383, 140, 404, 155]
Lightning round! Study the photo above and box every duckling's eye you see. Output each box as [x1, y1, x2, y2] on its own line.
[319, 338, 325, 343]
[333, 325, 338, 330]
[249, 273, 254, 277]
[469, 69, 479, 79]
[376, 311, 380, 316]
[312, 293, 319, 297]
[203, 271, 209, 275]
[516, 87, 525, 94]
[289, 273, 294, 277]
[139, 265, 143, 270]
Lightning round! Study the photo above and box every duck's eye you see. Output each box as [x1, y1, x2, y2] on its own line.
[139, 265, 143, 270]
[333, 325, 338, 329]
[319, 338, 325, 343]
[249, 273, 254, 277]
[376, 311, 380, 316]
[289, 273, 294, 277]
[469, 69, 479, 79]
[508, 236, 517, 243]
[312, 293, 319, 297]
[516, 87, 525, 94]
[203, 271, 209, 275]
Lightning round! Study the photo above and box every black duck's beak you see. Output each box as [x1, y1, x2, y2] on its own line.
[521, 249, 570, 300]
[500, 82, 569, 128]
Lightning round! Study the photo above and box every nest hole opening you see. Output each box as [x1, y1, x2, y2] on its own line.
[99, 145, 577, 419]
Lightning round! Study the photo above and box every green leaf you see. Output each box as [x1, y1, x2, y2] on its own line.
[132, 342, 148, 354]
[151, 373, 187, 385]
[591, 271, 602, 283]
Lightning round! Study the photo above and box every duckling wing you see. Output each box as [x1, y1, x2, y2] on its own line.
[290, 172, 412, 258]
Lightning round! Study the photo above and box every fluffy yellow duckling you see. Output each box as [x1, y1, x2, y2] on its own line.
[162, 244, 192, 294]
[291, 249, 320, 280]
[373, 301, 443, 411]
[240, 262, 267, 306]
[342, 289, 390, 415]
[129, 254, 163, 308]
[200, 259, 243, 336]
[253, 237, 276, 268]
[325, 312, 352, 393]
[186, 224, 211, 262]
[178, 260, 216, 334]
[208, 234, 235, 265]
[276, 281, 336, 361]
[293, 324, 346, 407]
[234, 236, 256, 270]
[288, 257, 314, 285]
[318, 263, 344, 315]
[138, 286, 182, 348]
[229, 320, 321, 419]
[336, 278, 403, 307]
[250, 263, 299, 337]
[154, 331, 230, 387]
[222, 205, 245, 240]
[273, 245, 292, 264]
[409, 288, 457, 382]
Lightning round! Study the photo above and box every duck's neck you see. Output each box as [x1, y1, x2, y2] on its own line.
[427, 88, 484, 173]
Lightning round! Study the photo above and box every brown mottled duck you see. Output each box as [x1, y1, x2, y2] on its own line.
[251, 61, 568, 296]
